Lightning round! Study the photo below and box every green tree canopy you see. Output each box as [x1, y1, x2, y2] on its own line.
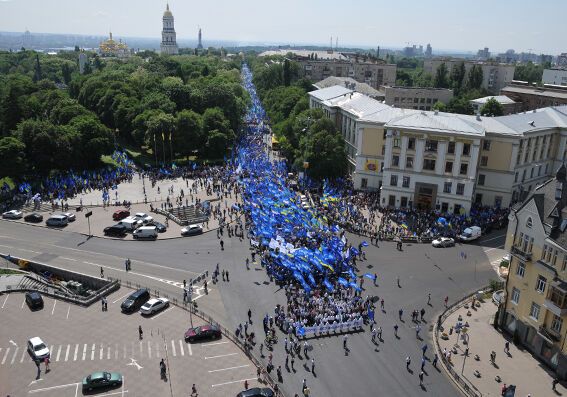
[480, 97, 504, 116]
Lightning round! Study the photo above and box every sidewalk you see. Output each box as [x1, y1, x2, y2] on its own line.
[437, 297, 566, 396]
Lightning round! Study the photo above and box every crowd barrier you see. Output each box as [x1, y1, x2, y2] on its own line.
[296, 318, 364, 338]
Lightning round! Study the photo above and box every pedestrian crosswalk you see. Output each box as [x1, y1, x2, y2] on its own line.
[0, 339, 197, 365]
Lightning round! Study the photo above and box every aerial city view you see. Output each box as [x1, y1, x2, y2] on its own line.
[1, 0, 567, 396]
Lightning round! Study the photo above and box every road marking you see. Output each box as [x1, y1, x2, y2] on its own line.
[148, 341, 152, 358]
[66, 305, 70, 319]
[115, 344, 119, 360]
[91, 344, 96, 360]
[75, 383, 79, 397]
[50, 346, 54, 358]
[60, 257, 77, 262]
[19, 248, 39, 254]
[139, 341, 143, 356]
[186, 342, 192, 356]
[156, 342, 160, 358]
[2, 294, 9, 308]
[178, 340, 184, 356]
[150, 307, 172, 320]
[112, 291, 132, 304]
[107, 345, 111, 360]
[100, 344, 104, 360]
[20, 347, 27, 363]
[201, 341, 229, 347]
[171, 340, 176, 356]
[211, 377, 257, 387]
[83, 261, 101, 266]
[10, 347, 19, 365]
[2, 347, 10, 364]
[21, 298, 25, 309]
[208, 364, 250, 373]
[51, 300, 57, 315]
[81, 344, 86, 361]
[65, 344, 70, 362]
[56, 345, 62, 362]
[205, 352, 238, 360]
[28, 382, 80, 393]
[0, 348, 3, 361]
[74, 344, 79, 361]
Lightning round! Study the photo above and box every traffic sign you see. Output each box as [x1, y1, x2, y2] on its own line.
[85, 211, 93, 218]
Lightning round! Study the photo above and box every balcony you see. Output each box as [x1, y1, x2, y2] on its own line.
[511, 245, 532, 262]
[544, 286, 567, 317]
[538, 325, 561, 343]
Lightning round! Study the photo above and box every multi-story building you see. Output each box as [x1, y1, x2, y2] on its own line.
[501, 82, 567, 111]
[309, 85, 567, 213]
[500, 166, 567, 378]
[477, 47, 490, 61]
[558, 54, 567, 68]
[543, 69, 567, 86]
[470, 95, 518, 115]
[382, 86, 453, 111]
[313, 77, 385, 100]
[424, 58, 515, 94]
[160, 4, 178, 55]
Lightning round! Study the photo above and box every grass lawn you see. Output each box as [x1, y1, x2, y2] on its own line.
[0, 176, 15, 190]
[0, 268, 22, 275]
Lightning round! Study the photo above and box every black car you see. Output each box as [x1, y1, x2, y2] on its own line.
[104, 224, 127, 237]
[236, 388, 274, 397]
[24, 213, 44, 223]
[121, 289, 150, 313]
[25, 291, 44, 310]
[148, 221, 167, 233]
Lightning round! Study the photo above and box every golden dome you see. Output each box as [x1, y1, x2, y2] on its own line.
[163, 3, 173, 17]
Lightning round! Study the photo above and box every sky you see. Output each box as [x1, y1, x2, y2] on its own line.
[0, 0, 566, 54]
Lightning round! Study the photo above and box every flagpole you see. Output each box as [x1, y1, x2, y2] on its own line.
[169, 131, 173, 163]
[153, 133, 158, 166]
[162, 132, 166, 164]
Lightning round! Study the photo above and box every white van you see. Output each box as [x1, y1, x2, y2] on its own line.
[459, 226, 482, 242]
[118, 217, 142, 231]
[133, 226, 158, 240]
[46, 214, 69, 227]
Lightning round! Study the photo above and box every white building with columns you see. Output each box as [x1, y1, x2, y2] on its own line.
[308, 84, 567, 213]
[160, 4, 178, 55]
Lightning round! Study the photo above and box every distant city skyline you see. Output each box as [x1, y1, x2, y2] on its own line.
[0, 0, 566, 54]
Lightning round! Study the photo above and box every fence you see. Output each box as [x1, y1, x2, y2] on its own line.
[110, 277, 285, 397]
[434, 287, 491, 397]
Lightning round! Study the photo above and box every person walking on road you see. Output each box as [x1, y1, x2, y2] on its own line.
[553, 378, 559, 391]
[419, 371, 424, 386]
[44, 356, 50, 372]
[394, 324, 399, 337]
[100, 267, 104, 278]
[248, 308, 252, 323]
[504, 341, 510, 355]
[432, 353, 438, 368]
[444, 296, 449, 307]
[191, 383, 198, 396]
[427, 293, 431, 305]
[398, 308, 403, 321]
[406, 356, 411, 370]
[138, 325, 143, 340]
[343, 334, 348, 350]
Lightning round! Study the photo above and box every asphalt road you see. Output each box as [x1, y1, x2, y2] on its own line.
[0, 220, 506, 397]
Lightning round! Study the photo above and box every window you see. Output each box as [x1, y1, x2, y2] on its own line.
[526, 217, 533, 228]
[392, 155, 400, 167]
[445, 161, 453, 173]
[361, 178, 368, 189]
[390, 175, 398, 186]
[394, 97, 399, 102]
[448, 142, 455, 154]
[460, 163, 468, 175]
[516, 262, 525, 277]
[456, 183, 465, 195]
[420, 98, 425, 103]
[414, 98, 419, 104]
[480, 156, 488, 167]
[483, 140, 491, 151]
[393, 138, 401, 148]
[423, 159, 436, 171]
[562, 256, 567, 271]
[529, 302, 540, 320]
[400, 196, 408, 207]
[406, 156, 414, 168]
[443, 182, 452, 194]
[530, 168, 534, 178]
[463, 143, 471, 156]
[425, 140, 438, 152]
[478, 174, 485, 186]
[407, 138, 415, 150]
[536, 275, 547, 293]
[522, 169, 526, 182]
[511, 287, 520, 304]
[552, 315, 563, 333]
[514, 172, 518, 183]
[388, 195, 395, 206]
[426, 98, 432, 104]
[553, 249, 558, 266]
[402, 176, 410, 188]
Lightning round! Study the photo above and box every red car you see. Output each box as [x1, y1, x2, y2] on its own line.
[184, 324, 222, 343]
[112, 209, 130, 221]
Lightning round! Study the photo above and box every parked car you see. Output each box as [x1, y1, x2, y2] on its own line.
[133, 212, 153, 224]
[113, 209, 130, 221]
[27, 337, 50, 360]
[184, 324, 222, 343]
[459, 226, 482, 242]
[117, 217, 142, 231]
[121, 288, 150, 313]
[104, 224, 127, 237]
[82, 371, 123, 392]
[24, 213, 43, 223]
[46, 214, 68, 227]
[2, 210, 23, 219]
[133, 226, 158, 240]
[140, 297, 169, 315]
[25, 291, 44, 310]
[61, 212, 76, 222]
[148, 221, 167, 233]
[181, 224, 203, 236]
[432, 237, 455, 248]
[236, 388, 274, 397]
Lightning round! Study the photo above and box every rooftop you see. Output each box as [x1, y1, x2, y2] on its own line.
[258, 49, 348, 61]
[313, 76, 384, 99]
[308, 85, 353, 101]
[470, 95, 516, 105]
[386, 111, 485, 137]
[501, 85, 567, 100]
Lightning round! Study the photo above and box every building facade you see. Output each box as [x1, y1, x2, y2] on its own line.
[160, 4, 178, 55]
[543, 69, 567, 86]
[424, 58, 515, 94]
[309, 85, 567, 213]
[383, 86, 453, 111]
[501, 82, 567, 112]
[500, 166, 567, 379]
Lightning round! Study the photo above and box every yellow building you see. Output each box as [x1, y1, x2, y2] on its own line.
[501, 164, 567, 378]
[99, 32, 129, 58]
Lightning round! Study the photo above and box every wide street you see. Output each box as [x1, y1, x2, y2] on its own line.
[0, 218, 507, 396]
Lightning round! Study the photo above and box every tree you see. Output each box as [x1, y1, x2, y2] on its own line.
[447, 97, 474, 115]
[480, 97, 504, 116]
[69, 115, 113, 167]
[450, 62, 466, 92]
[514, 62, 544, 84]
[144, 112, 176, 162]
[61, 63, 72, 85]
[175, 109, 203, 157]
[432, 101, 447, 112]
[300, 128, 347, 179]
[467, 65, 484, 89]
[0, 136, 26, 177]
[202, 107, 232, 137]
[283, 59, 291, 87]
[434, 62, 449, 88]
[204, 129, 230, 158]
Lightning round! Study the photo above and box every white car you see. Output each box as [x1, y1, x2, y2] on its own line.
[140, 297, 169, 315]
[133, 213, 153, 224]
[27, 337, 50, 360]
[181, 224, 203, 236]
[62, 212, 76, 222]
[2, 210, 23, 219]
[432, 237, 455, 248]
